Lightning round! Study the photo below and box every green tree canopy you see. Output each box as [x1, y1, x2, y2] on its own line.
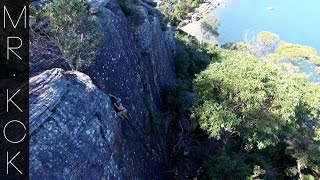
[44, 0, 102, 70]
[256, 31, 280, 47]
[192, 51, 320, 149]
[266, 42, 320, 65]
[159, 0, 200, 25]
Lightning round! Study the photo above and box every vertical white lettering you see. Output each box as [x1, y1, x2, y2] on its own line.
[3, 120, 26, 144]
[7, 37, 22, 60]
[7, 151, 23, 174]
[4, 6, 27, 28]
[7, 89, 23, 112]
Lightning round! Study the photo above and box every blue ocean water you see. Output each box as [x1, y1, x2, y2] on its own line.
[214, 0, 320, 53]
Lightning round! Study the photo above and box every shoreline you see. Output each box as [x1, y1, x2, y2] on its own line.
[179, 0, 226, 43]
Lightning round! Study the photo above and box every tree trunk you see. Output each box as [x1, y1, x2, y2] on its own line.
[220, 128, 230, 151]
[297, 160, 302, 180]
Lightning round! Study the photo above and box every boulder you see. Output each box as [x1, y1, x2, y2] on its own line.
[30, 68, 123, 179]
[29, 68, 162, 179]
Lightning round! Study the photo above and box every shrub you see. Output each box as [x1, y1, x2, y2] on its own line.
[44, 0, 102, 70]
[159, 0, 202, 26]
[203, 151, 239, 179]
[256, 31, 280, 46]
[167, 83, 187, 115]
[174, 51, 192, 79]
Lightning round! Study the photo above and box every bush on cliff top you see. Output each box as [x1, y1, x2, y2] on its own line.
[44, 0, 102, 70]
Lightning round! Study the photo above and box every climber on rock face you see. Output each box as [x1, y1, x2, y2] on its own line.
[108, 94, 129, 120]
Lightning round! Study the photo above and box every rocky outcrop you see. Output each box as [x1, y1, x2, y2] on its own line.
[29, 0, 176, 179]
[30, 68, 162, 179]
[85, 0, 176, 128]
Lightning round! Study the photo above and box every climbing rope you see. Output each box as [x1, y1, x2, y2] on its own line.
[125, 115, 148, 141]
[122, 117, 160, 157]
[126, 118, 148, 140]
[106, 94, 159, 155]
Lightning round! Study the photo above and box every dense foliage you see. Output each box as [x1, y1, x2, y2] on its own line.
[192, 51, 320, 179]
[159, 0, 201, 26]
[159, 28, 319, 179]
[158, 31, 223, 178]
[44, 0, 102, 70]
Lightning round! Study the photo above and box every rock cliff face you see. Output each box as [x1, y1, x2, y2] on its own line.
[30, 69, 161, 179]
[85, 0, 176, 130]
[29, 0, 176, 179]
